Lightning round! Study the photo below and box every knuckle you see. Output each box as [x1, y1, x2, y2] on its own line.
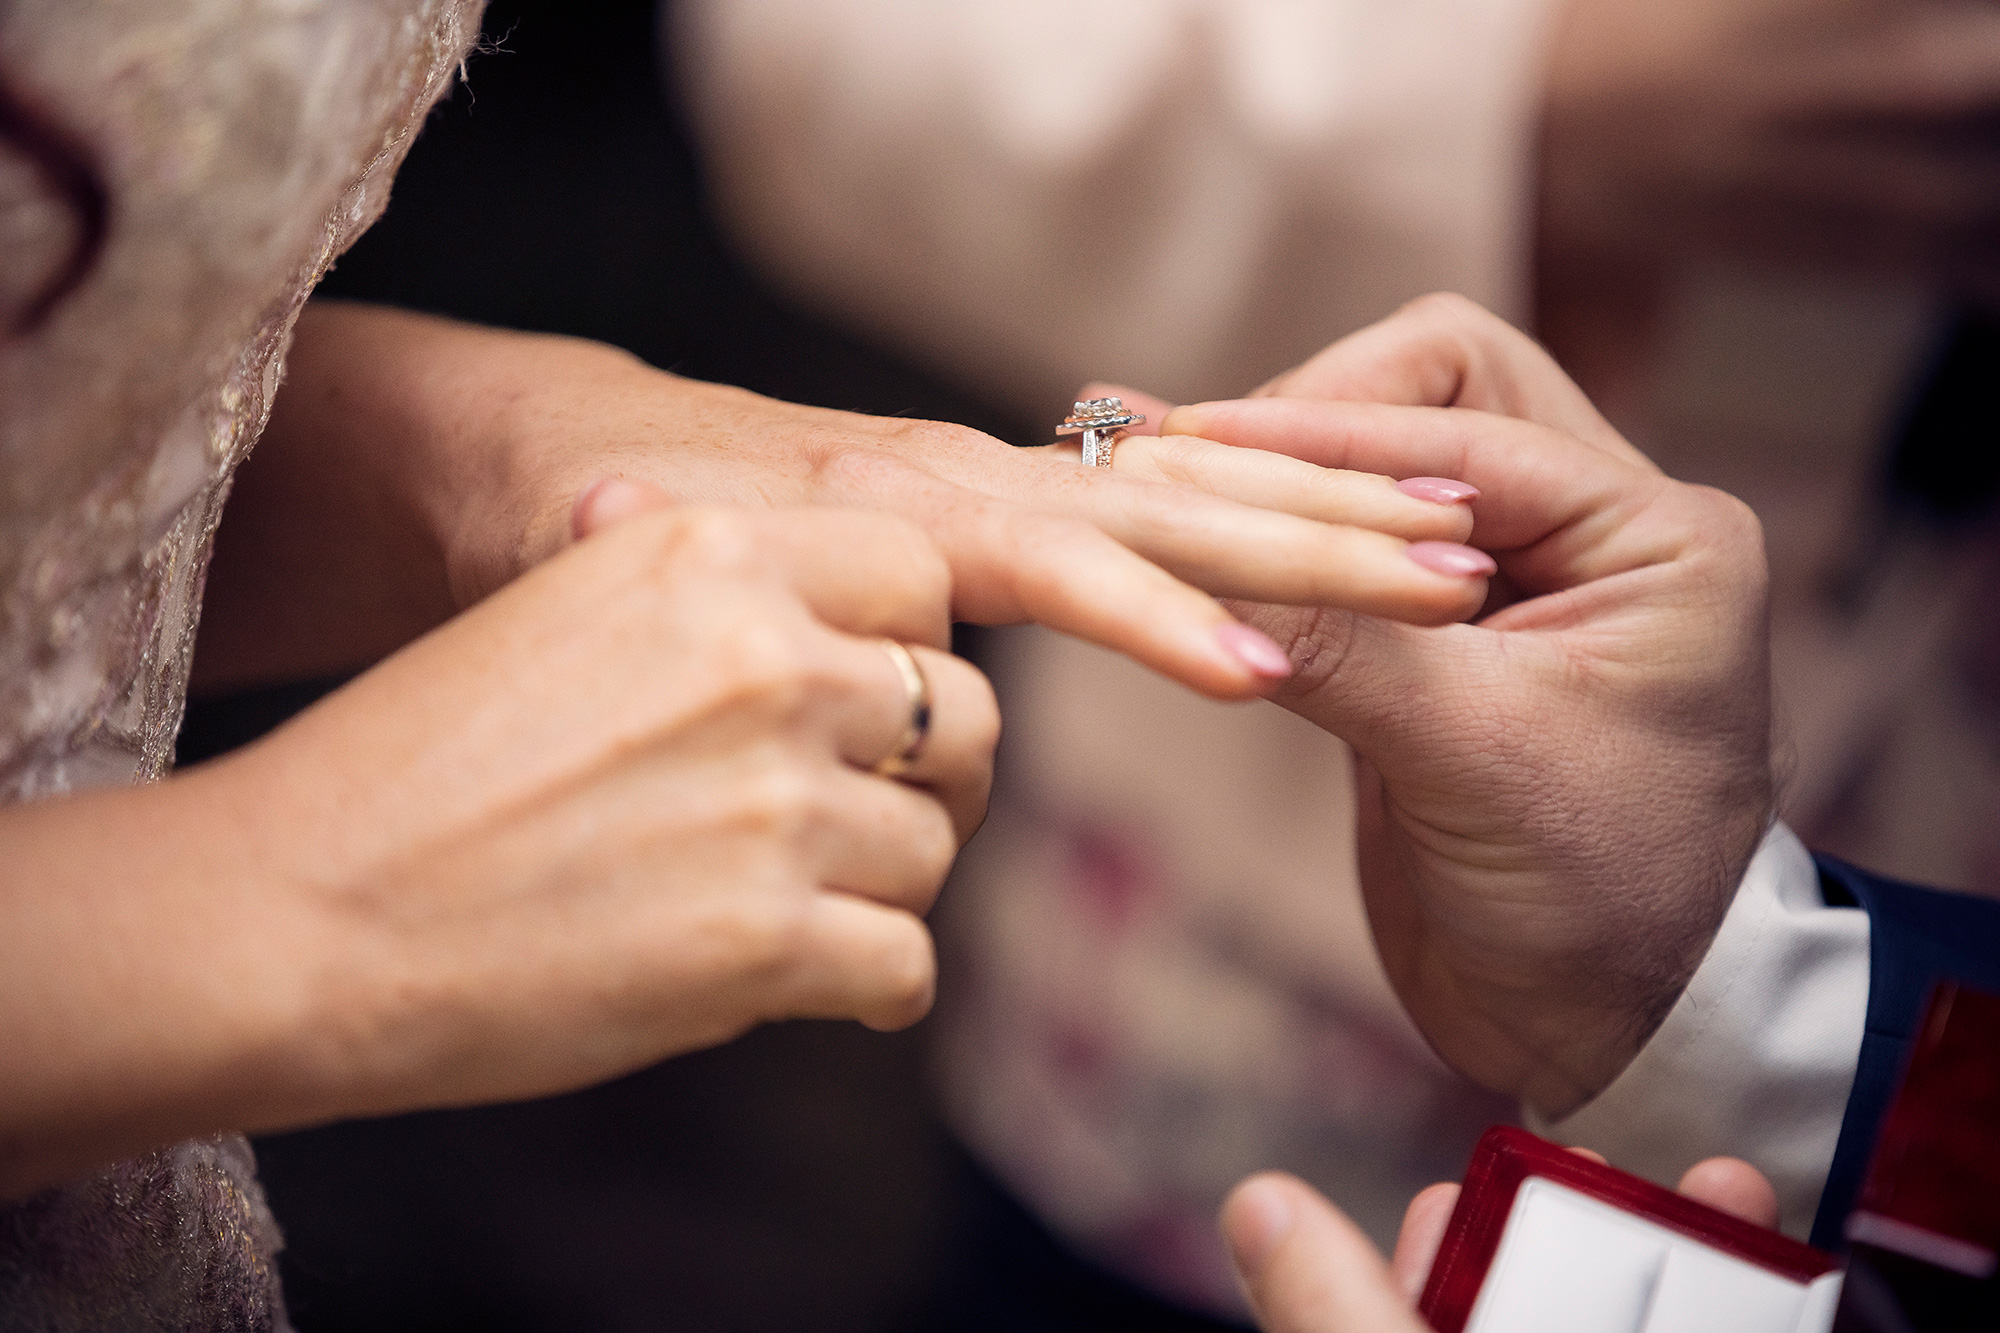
[867, 922, 938, 1029]
[734, 751, 825, 842]
[898, 417, 998, 458]
[716, 619, 817, 716]
[1278, 607, 1359, 703]
[910, 805, 962, 889]
[1690, 485, 1767, 558]
[961, 668, 1003, 761]
[634, 507, 766, 581]
[736, 889, 823, 992]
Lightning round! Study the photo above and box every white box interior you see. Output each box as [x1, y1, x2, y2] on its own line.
[1462, 1178, 1843, 1333]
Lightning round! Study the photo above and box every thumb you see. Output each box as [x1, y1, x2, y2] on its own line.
[1223, 1173, 1434, 1333]
[1249, 602, 1484, 760]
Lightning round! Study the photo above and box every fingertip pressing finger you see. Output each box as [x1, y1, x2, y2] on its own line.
[572, 476, 674, 539]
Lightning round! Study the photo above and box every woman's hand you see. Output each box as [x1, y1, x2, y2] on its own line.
[200, 302, 1496, 702]
[0, 507, 996, 1197]
[1162, 295, 1774, 1118]
[1222, 1152, 1779, 1333]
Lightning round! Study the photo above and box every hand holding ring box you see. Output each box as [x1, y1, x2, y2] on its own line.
[1420, 1127, 1843, 1333]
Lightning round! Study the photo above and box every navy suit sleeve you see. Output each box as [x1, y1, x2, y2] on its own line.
[1808, 856, 2000, 1249]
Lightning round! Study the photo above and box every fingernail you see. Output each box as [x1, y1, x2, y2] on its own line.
[1406, 541, 1497, 578]
[1226, 1177, 1298, 1276]
[1397, 477, 1480, 505]
[1216, 623, 1293, 679]
[570, 477, 658, 539]
[571, 478, 624, 539]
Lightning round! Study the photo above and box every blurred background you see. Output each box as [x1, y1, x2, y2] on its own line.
[182, 0, 1999, 1327]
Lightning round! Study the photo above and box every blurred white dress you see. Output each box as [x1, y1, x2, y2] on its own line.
[678, 0, 1966, 1315]
[0, 2, 479, 1326]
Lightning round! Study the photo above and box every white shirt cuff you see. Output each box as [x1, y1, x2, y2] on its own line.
[1526, 823, 1869, 1238]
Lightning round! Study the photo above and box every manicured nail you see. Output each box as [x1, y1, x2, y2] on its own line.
[1226, 1177, 1298, 1276]
[1216, 623, 1293, 679]
[1397, 477, 1480, 505]
[1406, 541, 1497, 578]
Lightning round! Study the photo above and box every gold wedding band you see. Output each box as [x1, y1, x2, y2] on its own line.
[873, 640, 932, 778]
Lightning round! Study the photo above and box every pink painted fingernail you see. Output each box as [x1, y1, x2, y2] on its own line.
[1397, 476, 1480, 505]
[1406, 541, 1497, 578]
[1216, 623, 1293, 679]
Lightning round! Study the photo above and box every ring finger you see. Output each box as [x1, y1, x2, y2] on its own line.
[827, 637, 999, 842]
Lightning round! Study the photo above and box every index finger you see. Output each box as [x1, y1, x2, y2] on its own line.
[580, 494, 955, 651]
[1162, 397, 1666, 559]
[1257, 293, 1645, 464]
[752, 510, 955, 650]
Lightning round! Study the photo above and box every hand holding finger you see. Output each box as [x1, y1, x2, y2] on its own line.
[1251, 294, 1638, 459]
[1064, 379, 1477, 542]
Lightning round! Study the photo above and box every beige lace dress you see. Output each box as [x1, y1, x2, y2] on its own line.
[0, 2, 480, 1326]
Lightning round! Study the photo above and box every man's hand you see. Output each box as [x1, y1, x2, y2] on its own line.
[1221, 1154, 1780, 1333]
[1163, 295, 1775, 1118]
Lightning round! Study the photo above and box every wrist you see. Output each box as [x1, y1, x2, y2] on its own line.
[1516, 803, 1769, 1119]
[0, 766, 333, 1195]
[412, 323, 664, 607]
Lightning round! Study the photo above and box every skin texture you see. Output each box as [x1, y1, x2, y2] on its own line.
[1221, 1153, 1781, 1333]
[1149, 295, 1774, 1118]
[0, 507, 998, 1198]
[196, 301, 1492, 702]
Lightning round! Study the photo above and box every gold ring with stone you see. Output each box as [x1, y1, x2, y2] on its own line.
[873, 640, 932, 778]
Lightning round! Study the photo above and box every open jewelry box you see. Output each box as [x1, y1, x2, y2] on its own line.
[1418, 1126, 1843, 1333]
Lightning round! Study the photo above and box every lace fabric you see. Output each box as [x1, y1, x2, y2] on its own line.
[0, 2, 481, 1326]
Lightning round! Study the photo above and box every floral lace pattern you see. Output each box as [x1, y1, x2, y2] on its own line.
[0, 3, 480, 1327]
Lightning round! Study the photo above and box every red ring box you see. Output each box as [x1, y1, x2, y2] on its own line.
[1419, 1126, 1842, 1333]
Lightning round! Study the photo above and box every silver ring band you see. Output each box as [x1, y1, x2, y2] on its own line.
[873, 640, 932, 778]
[1057, 396, 1145, 468]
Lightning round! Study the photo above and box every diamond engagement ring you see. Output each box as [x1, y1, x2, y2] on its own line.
[1057, 396, 1145, 468]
